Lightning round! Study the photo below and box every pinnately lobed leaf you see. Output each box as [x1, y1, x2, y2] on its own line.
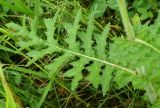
[4, 9, 113, 95]
[3, 7, 160, 105]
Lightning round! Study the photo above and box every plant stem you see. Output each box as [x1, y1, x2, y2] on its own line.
[117, 0, 135, 40]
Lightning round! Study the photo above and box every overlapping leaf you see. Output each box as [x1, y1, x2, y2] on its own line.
[109, 13, 160, 103]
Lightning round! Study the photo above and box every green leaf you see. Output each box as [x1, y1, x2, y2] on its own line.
[109, 12, 160, 103]
[91, 0, 107, 18]
[82, 11, 95, 56]
[86, 62, 101, 88]
[0, 45, 16, 53]
[37, 80, 53, 108]
[133, 0, 153, 20]
[3, 9, 140, 101]
[8, 66, 47, 78]
[0, 64, 18, 108]
[64, 58, 87, 91]
[107, 0, 118, 11]
[64, 9, 81, 51]
[0, 0, 33, 17]
[101, 66, 112, 96]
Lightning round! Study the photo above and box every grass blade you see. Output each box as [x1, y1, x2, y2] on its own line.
[0, 64, 19, 108]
